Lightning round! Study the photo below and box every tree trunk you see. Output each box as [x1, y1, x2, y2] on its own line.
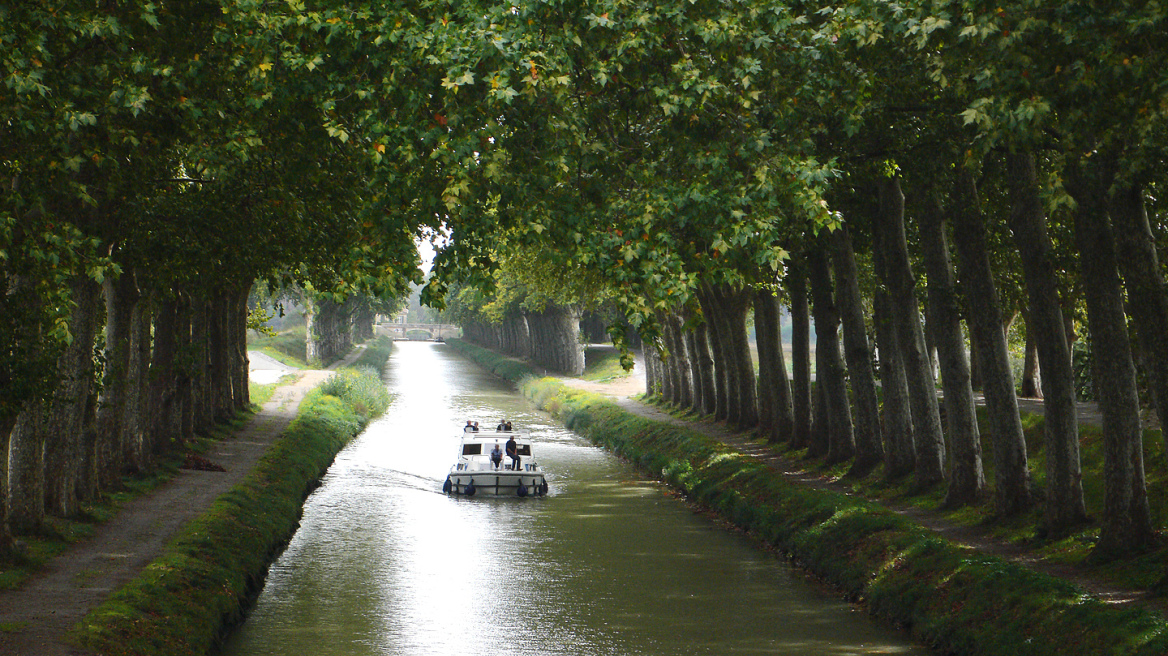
[876, 176, 946, 487]
[304, 296, 319, 367]
[190, 296, 214, 436]
[773, 310, 794, 441]
[1006, 150, 1086, 534]
[0, 415, 16, 551]
[1065, 152, 1153, 556]
[683, 311, 707, 415]
[176, 293, 195, 443]
[149, 296, 180, 458]
[788, 264, 813, 449]
[668, 312, 693, 407]
[917, 187, 986, 506]
[209, 290, 234, 421]
[1109, 182, 1168, 457]
[724, 286, 758, 429]
[644, 338, 661, 398]
[831, 227, 884, 474]
[755, 287, 793, 442]
[124, 298, 152, 473]
[809, 348, 830, 458]
[1020, 310, 1043, 399]
[43, 276, 102, 517]
[695, 323, 717, 415]
[698, 287, 731, 423]
[96, 270, 140, 490]
[807, 244, 855, 463]
[657, 312, 679, 404]
[232, 287, 250, 411]
[873, 282, 915, 478]
[7, 403, 45, 533]
[951, 166, 1032, 515]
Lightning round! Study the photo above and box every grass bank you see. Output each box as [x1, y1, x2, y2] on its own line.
[446, 339, 1168, 656]
[246, 327, 309, 368]
[445, 338, 538, 381]
[73, 355, 392, 655]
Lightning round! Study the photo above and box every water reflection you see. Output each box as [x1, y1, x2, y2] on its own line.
[220, 342, 927, 656]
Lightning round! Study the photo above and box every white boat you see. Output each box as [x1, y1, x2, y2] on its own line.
[442, 430, 548, 497]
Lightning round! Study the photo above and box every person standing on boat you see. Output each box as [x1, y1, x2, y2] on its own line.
[496, 419, 508, 432]
[464, 420, 475, 433]
[505, 435, 520, 471]
[490, 442, 504, 469]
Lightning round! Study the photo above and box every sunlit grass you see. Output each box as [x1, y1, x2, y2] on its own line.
[247, 327, 308, 368]
[581, 346, 632, 382]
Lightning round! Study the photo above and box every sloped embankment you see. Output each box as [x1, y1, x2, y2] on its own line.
[74, 339, 394, 656]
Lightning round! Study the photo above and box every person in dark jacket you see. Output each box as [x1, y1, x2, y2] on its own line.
[505, 435, 520, 471]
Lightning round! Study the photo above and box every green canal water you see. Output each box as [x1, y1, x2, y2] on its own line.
[219, 341, 929, 656]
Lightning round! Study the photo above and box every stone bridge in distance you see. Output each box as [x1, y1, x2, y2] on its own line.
[376, 322, 460, 340]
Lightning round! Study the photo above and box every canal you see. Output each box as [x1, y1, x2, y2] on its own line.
[220, 341, 929, 656]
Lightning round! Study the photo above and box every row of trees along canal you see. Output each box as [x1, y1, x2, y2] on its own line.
[4, 1, 1168, 567]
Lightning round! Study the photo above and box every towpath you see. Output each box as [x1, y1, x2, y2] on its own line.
[0, 347, 365, 656]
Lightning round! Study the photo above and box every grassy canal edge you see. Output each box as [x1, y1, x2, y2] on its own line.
[72, 338, 394, 656]
[446, 337, 1168, 656]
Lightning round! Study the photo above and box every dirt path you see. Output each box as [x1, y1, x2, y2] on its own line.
[557, 371, 1168, 620]
[0, 348, 365, 656]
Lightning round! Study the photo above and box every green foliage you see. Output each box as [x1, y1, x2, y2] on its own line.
[74, 381, 390, 656]
[318, 367, 390, 421]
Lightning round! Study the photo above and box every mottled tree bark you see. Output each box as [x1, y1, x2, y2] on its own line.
[698, 287, 730, 422]
[8, 403, 45, 532]
[190, 296, 213, 436]
[175, 293, 195, 443]
[232, 287, 250, 411]
[831, 227, 883, 474]
[1019, 312, 1043, 399]
[724, 287, 758, 429]
[96, 270, 140, 490]
[670, 312, 695, 408]
[43, 276, 102, 517]
[873, 284, 915, 479]
[694, 323, 717, 416]
[664, 315, 683, 406]
[683, 313, 707, 415]
[917, 189, 985, 506]
[149, 296, 180, 458]
[807, 243, 855, 463]
[951, 166, 1032, 516]
[303, 296, 319, 367]
[125, 299, 153, 472]
[876, 176, 946, 487]
[755, 287, 793, 443]
[209, 290, 234, 422]
[0, 415, 15, 550]
[1065, 153, 1153, 555]
[644, 338, 661, 398]
[788, 265, 813, 449]
[1109, 182, 1168, 457]
[1006, 151, 1085, 533]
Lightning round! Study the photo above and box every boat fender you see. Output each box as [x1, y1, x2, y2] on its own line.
[539, 481, 549, 496]
[517, 480, 528, 497]
[465, 480, 476, 497]
[442, 476, 452, 494]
